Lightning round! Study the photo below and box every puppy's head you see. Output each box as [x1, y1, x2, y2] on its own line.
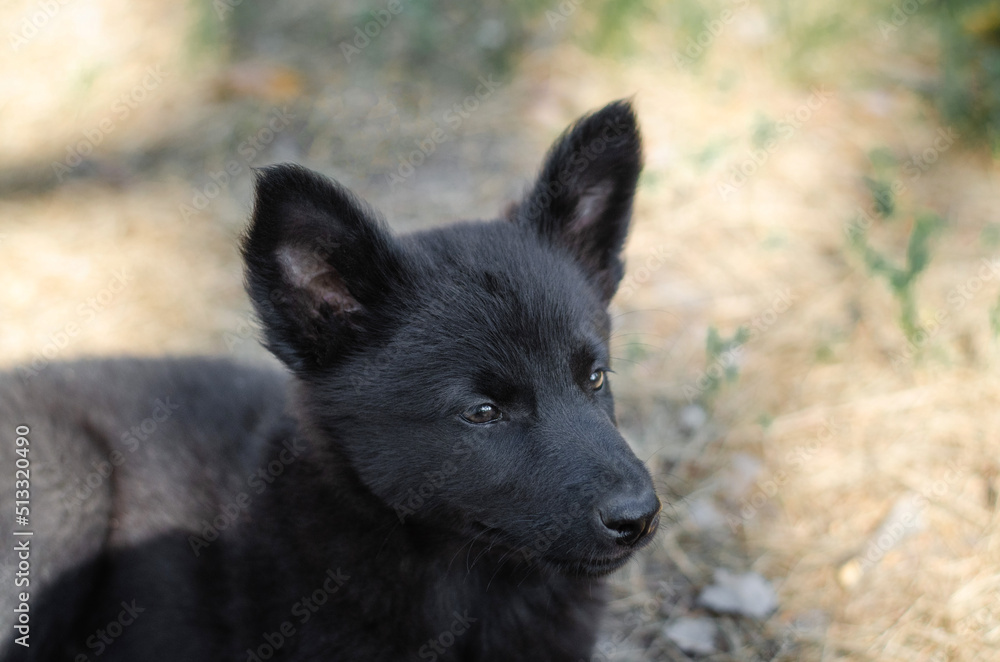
[242, 100, 658, 577]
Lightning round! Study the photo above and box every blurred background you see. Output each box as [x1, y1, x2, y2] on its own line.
[2, 0, 999, 659]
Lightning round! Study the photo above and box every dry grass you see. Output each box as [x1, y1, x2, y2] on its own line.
[1, 1, 998, 660]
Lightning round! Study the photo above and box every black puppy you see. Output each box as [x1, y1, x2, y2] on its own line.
[0, 100, 659, 661]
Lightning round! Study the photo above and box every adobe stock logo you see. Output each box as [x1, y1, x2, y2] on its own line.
[73, 600, 145, 660]
[417, 610, 477, 661]
[339, 0, 408, 62]
[17, 268, 134, 382]
[179, 107, 294, 222]
[8, 0, 76, 51]
[384, 75, 502, 190]
[50, 67, 167, 182]
[244, 569, 350, 662]
[716, 87, 834, 200]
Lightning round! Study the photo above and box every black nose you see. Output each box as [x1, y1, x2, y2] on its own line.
[598, 492, 661, 547]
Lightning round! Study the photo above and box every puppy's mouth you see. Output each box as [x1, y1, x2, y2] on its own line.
[541, 548, 636, 578]
[465, 520, 654, 578]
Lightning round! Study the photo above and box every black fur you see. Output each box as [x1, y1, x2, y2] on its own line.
[0, 100, 658, 661]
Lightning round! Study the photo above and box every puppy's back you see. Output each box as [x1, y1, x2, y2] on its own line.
[0, 357, 289, 660]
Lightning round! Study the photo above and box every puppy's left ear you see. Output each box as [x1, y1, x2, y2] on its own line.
[514, 99, 642, 302]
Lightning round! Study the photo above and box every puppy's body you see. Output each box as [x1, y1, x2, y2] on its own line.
[0, 101, 656, 661]
[1, 359, 597, 661]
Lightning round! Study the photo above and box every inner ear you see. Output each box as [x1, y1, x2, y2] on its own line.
[513, 99, 643, 303]
[242, 164, 408, 374]
[277, 245, 361, 315]
[569, 181, 615, 235]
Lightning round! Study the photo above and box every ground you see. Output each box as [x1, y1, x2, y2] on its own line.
[1, 1, 998, 660]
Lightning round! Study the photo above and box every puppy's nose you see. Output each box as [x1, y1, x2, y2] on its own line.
[598, 491, 661, 547]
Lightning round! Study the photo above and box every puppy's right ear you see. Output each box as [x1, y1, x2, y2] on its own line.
[242, 164, 408, 375]
[512, 100, 642, 304]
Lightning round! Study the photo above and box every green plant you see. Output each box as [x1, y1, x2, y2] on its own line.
[752, 114, 779, 150]
[701, 325, 751, 401]
[990, 296, 1000, 337]
[863, 175, 895, 218]
[850, 212, 945, 342]
[862, 147, 899, 219]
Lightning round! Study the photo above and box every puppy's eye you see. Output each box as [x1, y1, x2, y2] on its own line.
[462, 403, 503, 424]
[588, 369, 605, 391]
